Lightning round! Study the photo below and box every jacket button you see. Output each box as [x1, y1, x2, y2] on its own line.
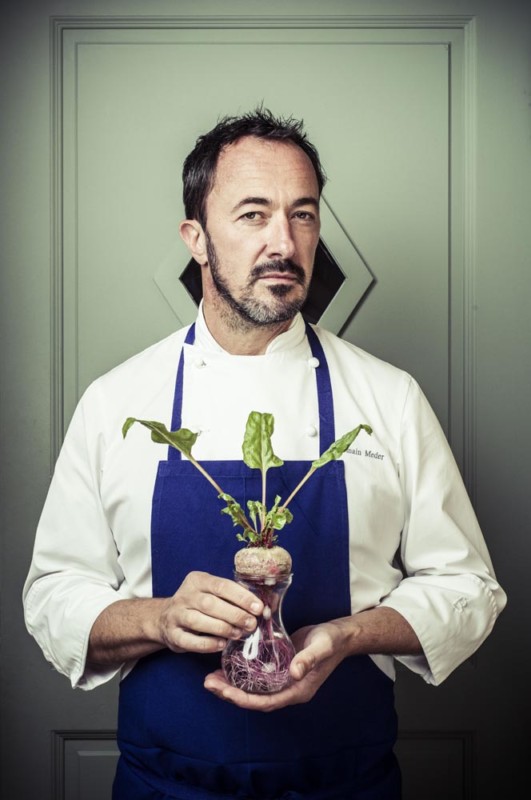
[306, 425, 318, 437]
[308, 357, 320, 368]
[194, 357, 206, 368]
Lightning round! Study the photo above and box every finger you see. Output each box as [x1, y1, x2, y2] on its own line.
[166, 574, 263, 639]
[179, 606, 255, 640]
[177, 573, 263, 624]
[204, 670, 305, 711]
[166, 629, 227, 654]
[192, 591, 260, 633]
[162, 600, 249, 643]
[290, 649, 317, 680]
[203, 574, 264, 616]
[289, 626, 336, 679]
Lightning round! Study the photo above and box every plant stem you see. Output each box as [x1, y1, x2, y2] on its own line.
[186, 456, 225, 496]
[279, 466, 316, 512]
[260, 469, 267, 532]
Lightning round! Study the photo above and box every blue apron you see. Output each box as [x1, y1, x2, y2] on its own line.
[114, 323, 400, 799]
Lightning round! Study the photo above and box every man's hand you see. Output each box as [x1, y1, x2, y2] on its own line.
[203, 606, 422, 711]
[159, 571, 264, 653]
[87, 571, 263, 667]
[204, 621, 348, 711]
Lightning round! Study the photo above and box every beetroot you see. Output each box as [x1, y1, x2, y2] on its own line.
[234, 545, 292, 578]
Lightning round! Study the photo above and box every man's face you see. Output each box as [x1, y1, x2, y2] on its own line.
[202, 136, 321, 326]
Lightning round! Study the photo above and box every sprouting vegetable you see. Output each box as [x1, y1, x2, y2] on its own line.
[123, 410, 372, 694]
[123, 411, 371, 573]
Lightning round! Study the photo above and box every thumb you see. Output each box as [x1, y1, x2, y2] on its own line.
[290, 645, 319, 681]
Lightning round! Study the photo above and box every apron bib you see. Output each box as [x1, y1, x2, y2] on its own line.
[114, 324, 400, 800]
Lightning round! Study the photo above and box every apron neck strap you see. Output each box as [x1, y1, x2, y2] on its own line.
[170, 323, 195, 434]
[168, 320, 335, 459]
[304, 322, 335, 451]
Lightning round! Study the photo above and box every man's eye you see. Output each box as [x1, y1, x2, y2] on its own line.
[241, 211, 262, 221]
[293, 211, 315, 221]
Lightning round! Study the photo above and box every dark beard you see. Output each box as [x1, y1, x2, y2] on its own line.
[205, 232, 308, 327]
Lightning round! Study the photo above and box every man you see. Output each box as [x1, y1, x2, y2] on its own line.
[24, 108, 506, 799]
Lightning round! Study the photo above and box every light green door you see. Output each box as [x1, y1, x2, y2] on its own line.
[2, 2, 529, 799]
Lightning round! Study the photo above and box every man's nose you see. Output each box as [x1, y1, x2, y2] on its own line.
[266, 216, 296, 260]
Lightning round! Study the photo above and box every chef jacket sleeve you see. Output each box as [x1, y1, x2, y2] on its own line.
[23, 384, 131, 690]
[379, 377, 507, 685]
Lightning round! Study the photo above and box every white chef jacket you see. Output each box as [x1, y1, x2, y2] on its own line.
[23, 307, 506, 692]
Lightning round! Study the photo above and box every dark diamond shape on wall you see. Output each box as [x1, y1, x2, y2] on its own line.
[302, 239, 345, 324]
[180, 259, 203, 305]
[179, 238, 345, 324]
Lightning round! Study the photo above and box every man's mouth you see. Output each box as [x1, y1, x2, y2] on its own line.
[259, 272, 298, 281]
[250, 261, 305, 286]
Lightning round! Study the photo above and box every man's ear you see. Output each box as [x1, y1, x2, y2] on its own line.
[179, 220, 208, 266]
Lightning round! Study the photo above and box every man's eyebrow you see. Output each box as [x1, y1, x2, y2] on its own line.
[231, 196, 271, 213]
[292, 196, 320, 210]
[231, 196, 320, 213]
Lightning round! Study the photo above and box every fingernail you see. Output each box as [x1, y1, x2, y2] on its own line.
[251, 602, 261, 613]
[244, 617, 255, 630]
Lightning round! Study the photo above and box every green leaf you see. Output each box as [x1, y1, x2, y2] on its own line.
[236, 527, 260, 545]
[268, 507, 294, 531]
[122, 417, 137, 437]
[219, 493, 246, 526]
[123, 417, 199, 459]
[312, 424, 373, 469]
[242, 411, 284, 474]
[247, 500, 265, 530]
[263, 495, 293, 532]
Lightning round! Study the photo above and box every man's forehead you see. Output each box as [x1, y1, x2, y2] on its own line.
[211, 136, 318, 194]
[218, 135, 307, 165]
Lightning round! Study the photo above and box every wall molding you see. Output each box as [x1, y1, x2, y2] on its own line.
[52, 727, 475, 799]
[51, 14, 475, 30]
[397, 729, 475, 799]
[461, 15, 478, 499]
[52, 729, 119, 800]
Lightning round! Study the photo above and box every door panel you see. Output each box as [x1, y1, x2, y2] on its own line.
[2, 3, 529, 799]
[53, 732, 119, 800]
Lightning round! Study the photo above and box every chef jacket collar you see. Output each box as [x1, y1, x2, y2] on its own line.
[194, 300, 307, 355]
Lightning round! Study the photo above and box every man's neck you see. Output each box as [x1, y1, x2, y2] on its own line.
[202, 299, 293, 355]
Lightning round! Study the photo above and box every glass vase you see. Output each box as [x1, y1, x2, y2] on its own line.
[222, 572, 296, 694]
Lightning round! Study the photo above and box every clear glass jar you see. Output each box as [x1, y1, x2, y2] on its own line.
[222, 572, 296, 694]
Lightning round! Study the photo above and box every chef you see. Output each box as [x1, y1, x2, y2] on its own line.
[23, 108, 506, 799]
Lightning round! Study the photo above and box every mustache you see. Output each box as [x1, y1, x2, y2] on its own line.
[250, 260, 306, 285]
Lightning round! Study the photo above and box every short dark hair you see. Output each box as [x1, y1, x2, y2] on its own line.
[182, 107, 327, 226]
